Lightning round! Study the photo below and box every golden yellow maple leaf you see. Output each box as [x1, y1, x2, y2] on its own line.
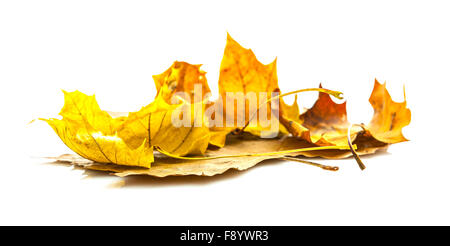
[41, 91, 154, 168]
[42, 90, 212, 168]
[152, 61, 229, 148]
[118, 94, 211, 156]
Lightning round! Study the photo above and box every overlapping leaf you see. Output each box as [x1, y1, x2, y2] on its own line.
[43, 34, 411, 177]
[41, 91, 154, 168]
[216, 34, 300, 137]
[282, 80, 410, 150]
[151, 61, 229, 147]
[152, 61, 211, 104]
[51, 133, 358, 177]
[42, 91, 212, 168]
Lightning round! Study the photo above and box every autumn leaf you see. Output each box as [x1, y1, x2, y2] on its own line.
[281, 80, 411, 155]
[42, 91, 212, 168]
[216, 33, 299, 137]
[214, 35, 410, 152]
[41, 91, 154, 168]
[366, 79, 411, 143]
[41, 33, 411, 176]
[119, 94, 211, 157]
[152, 61, 229, 148]
[152, 61, 211, 103]
[50, 133, 356, 177]
[280, 84, 361, 147]
[42, 90, 354, 175]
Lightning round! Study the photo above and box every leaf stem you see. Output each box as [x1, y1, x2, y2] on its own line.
[281, 156, 339, 171]
[155, 144, 356, 160]
[347, 124, 366, 170]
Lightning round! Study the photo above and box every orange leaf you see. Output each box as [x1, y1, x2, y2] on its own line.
[366, 79, 411, 143]
[217, 34, 298, 137]
[153, 61, 211, 103]
[282, 80, 411, 151]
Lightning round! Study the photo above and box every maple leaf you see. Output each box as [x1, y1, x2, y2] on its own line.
[281, 79, 411, 161]
[214, 35, 410, 153]
[216, 33, 299, 137]
[41, 91, 154, 168]
[152, 61, 229, 148]
[50, 133, 354, 177]
[366, 79, 411, 143]
[152, 61, 211, 103]
[41, 33, 411, 176]
[42, 90, 353, 175]
[280, 84, 361, 147]
[42, 91, 212, 168]
[119, 94, 211, 157]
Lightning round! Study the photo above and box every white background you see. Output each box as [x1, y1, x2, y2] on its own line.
[1, 0, 449, 225]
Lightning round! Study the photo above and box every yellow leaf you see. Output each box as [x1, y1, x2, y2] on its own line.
[117, 95, 211, 157]
[41, 91, 154, 168]
[42, 91, 213, 168]
[152, 61, 229, 147]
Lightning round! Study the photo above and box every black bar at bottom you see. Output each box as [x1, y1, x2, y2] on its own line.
[0, 226, 447, 244]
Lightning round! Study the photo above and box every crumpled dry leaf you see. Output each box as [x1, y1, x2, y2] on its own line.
[42, 34, 411, 177]
[282, 79, 411, 150]
[280, 84, 361, 147]
[49, 133, 383, 177]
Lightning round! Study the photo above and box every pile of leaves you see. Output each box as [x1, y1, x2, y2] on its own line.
[42, 34, 411, 177]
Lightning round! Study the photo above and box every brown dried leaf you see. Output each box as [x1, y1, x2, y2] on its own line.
[281, 79, 411, 152]
[281, 84, 361, 147]
[49, 133, 384, 177]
